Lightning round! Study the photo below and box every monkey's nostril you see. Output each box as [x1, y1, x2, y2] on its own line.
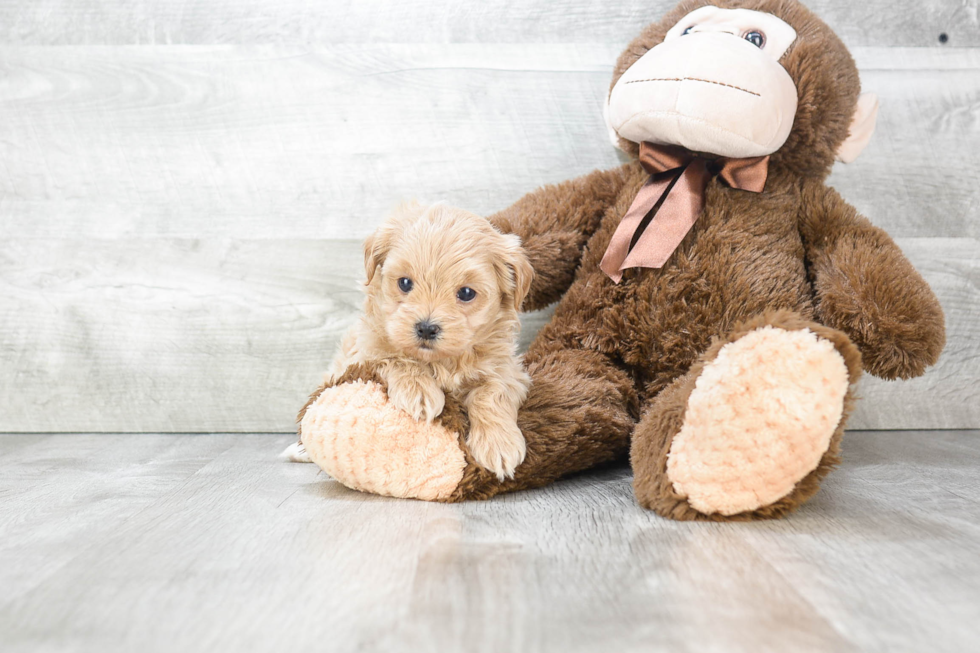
[415, 321, 441, 341]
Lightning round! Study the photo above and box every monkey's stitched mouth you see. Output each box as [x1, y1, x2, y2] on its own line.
[624, 77, 761, 97]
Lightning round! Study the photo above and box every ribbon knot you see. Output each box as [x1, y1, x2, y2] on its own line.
[599, 142, 769, 283]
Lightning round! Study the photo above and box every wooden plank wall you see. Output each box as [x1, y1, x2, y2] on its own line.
[1, 1, 977, 432]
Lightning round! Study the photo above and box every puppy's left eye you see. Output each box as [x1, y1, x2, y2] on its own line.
[456, 287, 476, 302]
[744, 31, 765, 48]
[398, 277, 413, 293]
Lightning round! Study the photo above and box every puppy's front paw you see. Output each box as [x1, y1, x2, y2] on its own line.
[467, 421, 527, 481]
[386, 372, 445, 422]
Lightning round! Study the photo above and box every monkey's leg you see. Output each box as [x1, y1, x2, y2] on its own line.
[299, 348, 638, 502]
[449, 347, 638, 501]
[630, 311, 863, 520]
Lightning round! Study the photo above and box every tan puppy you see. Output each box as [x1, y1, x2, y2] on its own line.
[284, 202, 533, 480]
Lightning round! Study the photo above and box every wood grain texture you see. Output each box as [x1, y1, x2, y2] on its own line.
[0, 237, 974, 433]
[0, 45, 977, 240]
[0, 238, 360, 433]
[0, 431, 978, 652]
[0, 0, 975, 47]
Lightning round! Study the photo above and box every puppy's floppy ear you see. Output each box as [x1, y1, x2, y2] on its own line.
[494, 233, 534, 311]
[362, 229, 388, 285]
[363, 200, 427, 284]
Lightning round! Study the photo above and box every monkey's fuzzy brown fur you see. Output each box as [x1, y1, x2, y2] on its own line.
[302, 0, 945, 519]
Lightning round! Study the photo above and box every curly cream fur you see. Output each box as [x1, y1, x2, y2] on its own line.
[323, 202, 533, 480]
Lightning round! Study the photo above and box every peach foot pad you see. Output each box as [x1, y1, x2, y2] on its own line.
[300, 381, 466, 501]
[667, 327, 850, 516]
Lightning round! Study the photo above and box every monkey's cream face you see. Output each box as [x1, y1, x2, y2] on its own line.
[374, 214, 514, 363]
[605, 6, 799, 158]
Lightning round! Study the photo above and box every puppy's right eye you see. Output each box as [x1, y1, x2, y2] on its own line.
[397, 277, 413, 293]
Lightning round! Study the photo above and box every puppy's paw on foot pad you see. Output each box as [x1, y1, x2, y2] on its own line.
[301, 381, 466, 500]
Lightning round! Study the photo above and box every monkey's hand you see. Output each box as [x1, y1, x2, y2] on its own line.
[800, 184, 945, 380]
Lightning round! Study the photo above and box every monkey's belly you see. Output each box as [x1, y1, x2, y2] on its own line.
[567, 240, 816, 382]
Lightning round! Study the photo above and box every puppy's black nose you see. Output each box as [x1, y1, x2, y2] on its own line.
[415, 321, 441, 341]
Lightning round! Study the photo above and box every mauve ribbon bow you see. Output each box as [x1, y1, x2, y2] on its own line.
[599, 142, 770, 283]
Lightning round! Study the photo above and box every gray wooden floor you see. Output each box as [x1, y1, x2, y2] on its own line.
[1, 431, 978, 653]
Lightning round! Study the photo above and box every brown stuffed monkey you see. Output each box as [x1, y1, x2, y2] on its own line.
[298, 0, 945, 520]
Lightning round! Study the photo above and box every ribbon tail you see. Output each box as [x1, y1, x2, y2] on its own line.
[620, 159, 710, 270]
[599, 174, 675, 283]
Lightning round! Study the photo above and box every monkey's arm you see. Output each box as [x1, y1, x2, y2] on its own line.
[798, 183, 945, 380]
[489, 163, 635, 311]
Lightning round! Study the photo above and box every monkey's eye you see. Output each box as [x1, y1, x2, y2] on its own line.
[397, 277, 413, 293]
[682, 26, 695, 36]
[456, 287, 477, 302]
[744, 31, 765, 48]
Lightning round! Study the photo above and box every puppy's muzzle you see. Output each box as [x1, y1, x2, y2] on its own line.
[415, 320, 441, 342]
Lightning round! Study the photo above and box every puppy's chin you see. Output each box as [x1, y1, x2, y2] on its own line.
[407, 341, 467, 362]
[412, 343, 442, 361]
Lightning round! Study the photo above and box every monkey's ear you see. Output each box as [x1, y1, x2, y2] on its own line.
[836, 93, 879, 164]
